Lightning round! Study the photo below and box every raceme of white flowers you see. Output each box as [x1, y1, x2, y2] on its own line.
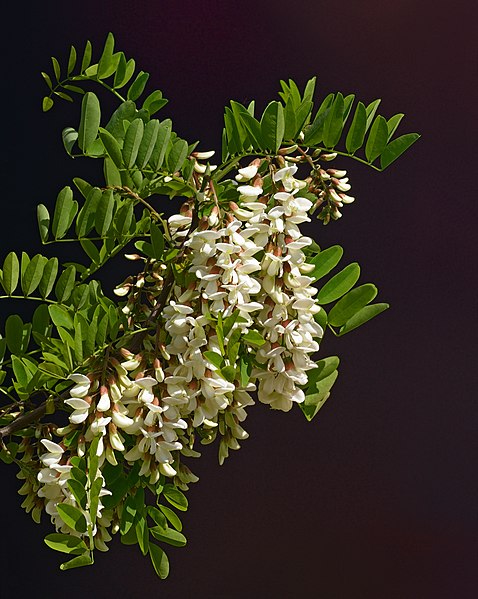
[34, 160, 351, 549]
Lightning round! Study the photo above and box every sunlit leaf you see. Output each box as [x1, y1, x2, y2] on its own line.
[149, 544, 169, 579]
[365, 115, 388, 163]
[78, 92, 101, 152]
[123, 118, 144, 169]
[328, 283, 378, 326]
[21, 254, 47, 296]
[127, 71, 149, 101]
[44, 533, 88, 555]
[317, 263, 360, 305]
[52, 186, 77, 239]
[2, 251, 19, 294]
[338, 303, 389, 335]
[380, 133, 420, 170]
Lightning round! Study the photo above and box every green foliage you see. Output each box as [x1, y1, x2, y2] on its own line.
[0, 32, 419, 582]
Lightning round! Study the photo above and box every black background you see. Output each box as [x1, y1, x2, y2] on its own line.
[0, 1, 476, 597]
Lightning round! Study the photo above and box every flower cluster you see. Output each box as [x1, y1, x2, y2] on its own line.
[34, 158, 332, 550]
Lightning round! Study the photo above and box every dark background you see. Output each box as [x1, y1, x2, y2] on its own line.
[1, 1, 476, 597]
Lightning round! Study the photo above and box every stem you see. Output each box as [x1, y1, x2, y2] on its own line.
[0, 295, 56, 304]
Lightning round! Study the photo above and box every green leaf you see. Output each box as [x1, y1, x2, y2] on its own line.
[159, 505, 182, 532]
[44, 533, 88, 555]
[39, 257, 59, 299]
[150, 526, 187, 547]
[78, 92, 101, 152]
[149, 543, 169, 579]
[32, 304, 50, 337]
[338, 303, 389, 335]
[60, 554, 93, 571]
[55, 265, 76, 303]
[21, 254, 47, 296]
[56, 503, 87, 533]
[220, 365, 236, 382]
[143, 90, 168, 115]
[300, 369, 339, 421]
[230, 101, 262, 149]
[42, 97, 54, 112]
[149, 119, 172, 170]
[80, 239, 100, 264]
[345, 101, 367, 154]
[67, 480, 87, 510]
[150, 222, 164, 259]
[317, 263, 360, 305]
[308, 356, 340, 389]
[5, 315, 27, 354]
[147, 506, 167, 529]
[51, 56, 61, 81]
[95, 189, 115, 236]
[328, 284, 378, 326]
[76, 187, 102, 237]
[89, 477, 104, 525]
[365, 99, 381, 130]
[222, 310, 241, 338]
[380, 133, 420, 170]
[120, 495, 137, 535]
[48, 304, 74, 330]
[137, 119, 160, 169]
[386, 113, 404, 140]
[162, 484, 188, 511]
[54, 91, 74, 103]
[310, 245, 343, 281]
[123, 118, 144, 169]
[2, 251, 19, 294]
[167, 139, 188, 173]
[98, 127, 123, 167]
[365, 115, 389, 163]
[303, 93, 334, 145]
[203, 350, 223, 369]
[67, 45, 77, 75]
[135, 516, 150, 556]
[127, 71, 150, 101]
[104, 157, 122, 187]
[62, 127, 78, 156]
[52, 186, 77, 239]
[105, 101, 136, 139]
[260, 101, 285, 152]
[97, 32, 115, 79]
[81, 40, 93, 72]
[323, 92, 345, 148]
[41, 71, 53, 90]
[12, 355, 30, 387]
[242, 330, 266, 346]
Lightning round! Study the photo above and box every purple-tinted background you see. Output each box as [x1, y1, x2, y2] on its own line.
[1, 1, 476, 597]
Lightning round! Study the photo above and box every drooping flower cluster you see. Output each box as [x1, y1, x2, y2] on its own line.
[33, 157, 350, 550]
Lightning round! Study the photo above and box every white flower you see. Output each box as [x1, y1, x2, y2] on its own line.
[64, 397, 91, 424]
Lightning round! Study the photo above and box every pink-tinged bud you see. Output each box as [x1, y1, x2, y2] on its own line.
[339, 193, 355, 204]
[328, 188, 343, 204]
[319, 169, 331, 180]
[253, 176, 263, 188]
[278, 144, 298, 155]
[273, 246, 282, 257]
[321, 152, 337, 161]
[229, 201, 239, 211]
[192, 150, 215, 160]
[113, 284, 131, 297]
[124, 253, 143, 261]
[327, 169, 347, 178]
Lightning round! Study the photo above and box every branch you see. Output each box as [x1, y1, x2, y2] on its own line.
[0, 394, 62, 439]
